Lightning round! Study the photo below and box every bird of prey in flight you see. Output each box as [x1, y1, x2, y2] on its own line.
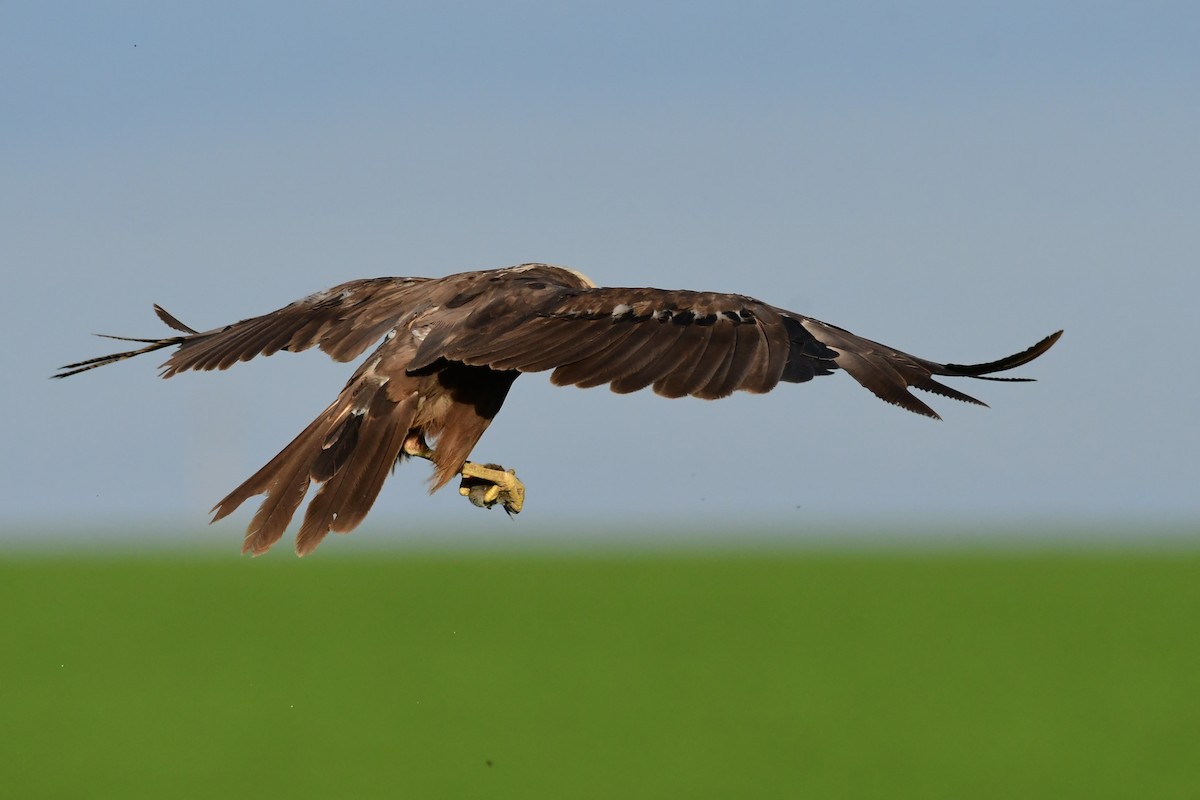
[56, 263, 1061, 556]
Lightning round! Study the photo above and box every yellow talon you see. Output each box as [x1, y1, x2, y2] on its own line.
[458, 462, 524, 515]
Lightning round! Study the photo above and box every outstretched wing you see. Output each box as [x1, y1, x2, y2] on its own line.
[156, 277, 442, 376]
[412, 280, 1061, 418]
[55, 263, 1061, 420]
[53, 277, 435, 379]
[209, 353, 423, 557]
[410, 286, 838, 399]
[52, 265, 598, 380]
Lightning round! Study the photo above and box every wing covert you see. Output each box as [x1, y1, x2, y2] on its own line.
[422, 286, 839, 399]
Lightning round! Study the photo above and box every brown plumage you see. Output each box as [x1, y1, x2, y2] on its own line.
[55, 263, 1062, 555]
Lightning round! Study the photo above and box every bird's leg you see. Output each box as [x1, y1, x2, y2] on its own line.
[459, 462, 524, 515]
[401, 433, 435, 461]
[401, 433, 524, 515]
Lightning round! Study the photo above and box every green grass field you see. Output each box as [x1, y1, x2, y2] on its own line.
[3, 543, 1198, 798]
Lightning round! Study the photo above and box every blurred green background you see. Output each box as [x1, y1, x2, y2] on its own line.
[3, 530, 1198, 799]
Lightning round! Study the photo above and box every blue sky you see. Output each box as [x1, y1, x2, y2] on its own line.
[4, 2, 1197, 546]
